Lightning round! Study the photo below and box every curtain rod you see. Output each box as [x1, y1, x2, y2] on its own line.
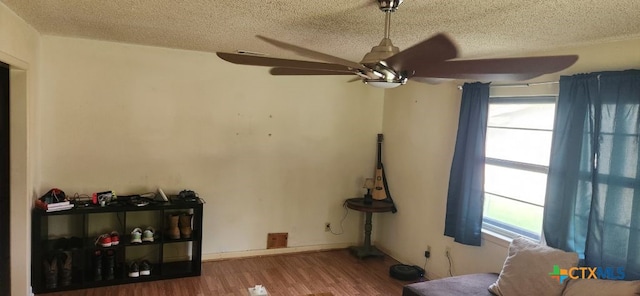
[456, 81, 558, 90]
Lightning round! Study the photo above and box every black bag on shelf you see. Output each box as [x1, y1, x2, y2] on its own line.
[39, 188, 66, 204]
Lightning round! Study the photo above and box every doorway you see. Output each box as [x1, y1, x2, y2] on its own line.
[0, 62, 10, 295]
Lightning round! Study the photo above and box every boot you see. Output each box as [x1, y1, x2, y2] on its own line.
[93, 250, 102, 281]
[166, 214, 180, 239]
[104, 249, 115, 280]
[58, 251, 72, 287]
[43, 254, 58, 289]
[179, 213, 193, 239]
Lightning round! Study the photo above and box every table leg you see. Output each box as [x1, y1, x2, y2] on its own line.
[349, 212, 384, 259]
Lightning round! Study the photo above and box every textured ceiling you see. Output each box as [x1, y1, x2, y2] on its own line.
[2, 0, 640, 62]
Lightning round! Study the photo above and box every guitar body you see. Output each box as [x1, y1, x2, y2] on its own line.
[372, 167, 387, 200]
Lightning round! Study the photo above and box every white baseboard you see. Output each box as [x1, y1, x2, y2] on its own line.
[201, 243, 353, 261]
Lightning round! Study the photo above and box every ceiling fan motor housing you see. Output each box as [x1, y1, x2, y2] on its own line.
[378, 0, 403, 12]
[360, 38, 399, 64]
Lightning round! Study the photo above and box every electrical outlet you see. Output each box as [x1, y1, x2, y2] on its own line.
[445, 246, 452, 256]
[325, 222, 331, 232]
[424, 245, 431, 258]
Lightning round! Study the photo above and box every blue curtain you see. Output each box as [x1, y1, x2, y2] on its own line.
[544, 70, 640, 280]
[444, 82, 490, 246]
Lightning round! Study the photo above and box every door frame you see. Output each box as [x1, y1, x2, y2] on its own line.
[0, 61, 10, 296]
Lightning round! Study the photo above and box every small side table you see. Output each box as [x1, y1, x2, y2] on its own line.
[346, 197, 395, 259]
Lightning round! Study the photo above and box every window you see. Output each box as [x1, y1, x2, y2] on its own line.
[482, 96, 556, 240]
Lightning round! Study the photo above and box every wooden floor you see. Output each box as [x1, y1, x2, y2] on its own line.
[40, 249, 417, 296]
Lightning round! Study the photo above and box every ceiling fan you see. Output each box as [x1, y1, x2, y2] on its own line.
[216, 0, 578, 88]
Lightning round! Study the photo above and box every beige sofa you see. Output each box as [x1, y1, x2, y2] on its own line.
[403, 237, 640, 296]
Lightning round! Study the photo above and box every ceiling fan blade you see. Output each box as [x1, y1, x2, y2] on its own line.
[217, 52, 352, 72]
[413, 55, 579, 80]
[256, 35, 369, 72]
[384, 33, 458, 72]
[413, 73, 545, 81]
[270, 68, 356, 76]
[410, 77, 454, 84]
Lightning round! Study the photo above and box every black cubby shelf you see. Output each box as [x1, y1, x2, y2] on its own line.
[31, 199, 203, 294]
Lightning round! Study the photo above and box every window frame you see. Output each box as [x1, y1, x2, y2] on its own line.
[482, 95, 557, 241]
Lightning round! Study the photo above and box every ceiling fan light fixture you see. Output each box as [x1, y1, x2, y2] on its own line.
[364, 78, 405, 88]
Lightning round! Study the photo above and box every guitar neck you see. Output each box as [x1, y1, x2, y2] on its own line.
[376, 133, 383, 169]
[376, 142, 382, 169]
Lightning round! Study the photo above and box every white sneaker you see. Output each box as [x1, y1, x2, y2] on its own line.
[139, 260, 152, 276]
[128, 261, 140, 278]
[130, 228, 142, 244]
[142, 227, 155, 242]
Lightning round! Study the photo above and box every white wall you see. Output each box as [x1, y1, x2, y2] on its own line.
[0, 2, 40, 295]
[39, 36, 385, 256]
[377, 38, 640, 279]
[4, 1, 640, 291]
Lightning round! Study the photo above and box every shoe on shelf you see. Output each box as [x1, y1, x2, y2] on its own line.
[104, 249, 116, 280]
[95, 234, 112, 247]
[142, 227, 155, 243]
[110, 231, 120, 246]
[128, 261, 140, 278]
[58, 251, 72, 287]
[166, 214, 180, 239]
[179, 213, 193, 239]
[43, 254, 58, 289]
[93, 250, 102, 281]
[130, 228, 142, 244]
[139, 260, 152, 276]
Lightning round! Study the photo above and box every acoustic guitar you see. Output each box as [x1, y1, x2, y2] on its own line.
[371, 134, 397, 212]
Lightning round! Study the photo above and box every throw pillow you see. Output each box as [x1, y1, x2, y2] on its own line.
[563, 279, 640, 296]
[488, 237, 579, 296]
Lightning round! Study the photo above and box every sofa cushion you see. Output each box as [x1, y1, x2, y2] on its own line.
[488, 237, 579, 296]
[402, 273, 498, 296]
[563, 279, 640, 296]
